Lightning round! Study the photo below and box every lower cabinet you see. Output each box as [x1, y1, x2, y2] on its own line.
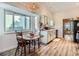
[64, 35, 73, 41]
[40, 29, 55, 44]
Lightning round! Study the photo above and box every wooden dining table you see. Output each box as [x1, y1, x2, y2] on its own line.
[23, 34, 40, 53]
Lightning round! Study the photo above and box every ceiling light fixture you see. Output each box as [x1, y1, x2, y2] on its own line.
[26, 3, 39, 13]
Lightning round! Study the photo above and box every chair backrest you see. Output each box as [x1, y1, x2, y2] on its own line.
[15, 31, 24, 43]
[16, 32, 23, 37]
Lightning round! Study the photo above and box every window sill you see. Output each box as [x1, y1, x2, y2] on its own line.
[4, 31, 16, 34]
[4, 30, 32, 34]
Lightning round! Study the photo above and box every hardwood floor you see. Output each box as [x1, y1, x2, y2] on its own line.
[31, 39, 79, 56]
[0, 38, 79, 56]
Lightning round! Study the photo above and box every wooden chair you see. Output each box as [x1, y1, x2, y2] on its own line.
[15, 31, 28, 56]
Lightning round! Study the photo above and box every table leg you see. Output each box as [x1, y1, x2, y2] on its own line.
[38, 38, 40, 48]
[32, 40, 34, 45]
[29, 41, 31, 53]
[34, 40, 36, 52]
[24, 45, 26, 56]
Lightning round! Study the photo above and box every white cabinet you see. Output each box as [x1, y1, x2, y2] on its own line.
[40, 29, 55, 44]
[64, 35, 73, 41]
[41, 31, 48, 44]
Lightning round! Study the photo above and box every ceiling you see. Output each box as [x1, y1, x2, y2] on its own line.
[39, 2, 79, 13]
[4, 2, 79, 13]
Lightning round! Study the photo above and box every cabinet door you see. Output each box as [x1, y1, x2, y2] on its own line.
[48, 31, 55, 42]
[52, 31, 56, 39]
[40, 31, 48, 44]
[63, 19, 73, 35]
[48, 32, 51, 42]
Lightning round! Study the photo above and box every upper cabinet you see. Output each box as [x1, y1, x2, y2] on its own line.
[41, 15, 48, 26]
[63, 19, 74, 37]
[40, 15, 54, 29]
[48, 19, 54, 27]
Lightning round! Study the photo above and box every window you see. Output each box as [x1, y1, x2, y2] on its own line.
[34, 16, 40, 34]
[4, 10, 38, 32]
[14, 14, 25, 31]
[35, 16, 38, 30]
[31, 16, 39, 33]
[25, 16, 31, 30]
[5, 11, 13, 32]
[4, 10, 31, 32]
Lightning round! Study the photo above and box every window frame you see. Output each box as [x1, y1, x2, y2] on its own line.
[25, 15, 31, 30]
[4, 9, 14, 32]
[13, 13, 26, 31]
[4, 9, 31, 32]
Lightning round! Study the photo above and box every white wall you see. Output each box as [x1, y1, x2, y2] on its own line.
[53, 7, 79, 40]
[0, 3, 39, 53]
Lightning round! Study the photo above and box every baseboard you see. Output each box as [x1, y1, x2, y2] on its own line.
[0, 45, 17, 53]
